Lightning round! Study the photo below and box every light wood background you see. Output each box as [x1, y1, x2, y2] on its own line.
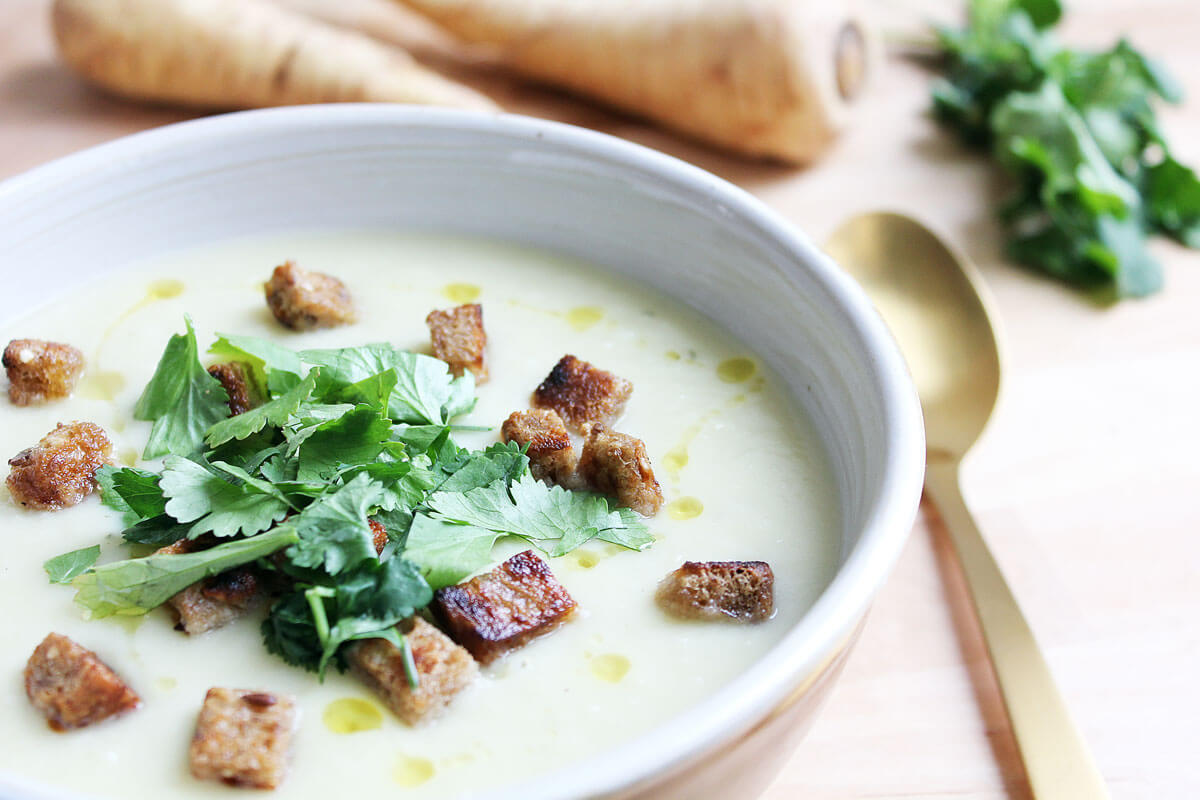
[1, 1, 1197, 797]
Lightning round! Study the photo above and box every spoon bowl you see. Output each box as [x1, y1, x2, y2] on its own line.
[824, 211, 1001, 461]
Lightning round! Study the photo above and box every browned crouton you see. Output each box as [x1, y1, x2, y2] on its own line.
[6, 421, 113, 510]
[207, 362, 255, 416]
[157, 539, 263, 635]
[656, 561, 775, 623]
[190, 688, 296, 789]
[24, 633, 140, 731]
[3, 339, 85, 406]
[263, 261, 355, 331]
[426, 304, 488, 382]
[369, 518, 388, 555]
[532, 355, 632, 432]
[501, 408, 576, 485]
[433, 550, 577, 665]
[347, 617, 478, 725]
[577, 425, 663, 516]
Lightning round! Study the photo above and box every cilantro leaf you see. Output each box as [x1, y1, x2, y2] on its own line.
[427, 473, 652, 557]
[288, 473, 387, 574]
[263, 558, 431, 679]
[209, 333, 304, 395]
[44, 545, 101, 584]
[72, 526, 299, 618]
[134, 317, 231, 457]
[930, 0, 1197, 297]
[96, 465, 165, 519]
[403, 513, 503, 589]
[205, 370, 319, 447]
[160, 455, 289, 539]
[295, 405, 392, 484]
[120, 514, 190, 546]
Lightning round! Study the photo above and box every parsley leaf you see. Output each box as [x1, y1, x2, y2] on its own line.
[205, 370, 319, 447]
[160, 455, 289, 539]
[134, 317, 231, 457]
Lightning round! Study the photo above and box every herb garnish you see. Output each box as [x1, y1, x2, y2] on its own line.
[51, 319, 652, 683]
[931, 0, 1199, 298]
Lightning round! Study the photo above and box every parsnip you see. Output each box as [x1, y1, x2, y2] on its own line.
[395, 0, 874, 164]
[52, 0, 497, 111]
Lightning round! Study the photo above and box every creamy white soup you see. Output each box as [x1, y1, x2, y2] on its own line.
[0, 232, 839, 798]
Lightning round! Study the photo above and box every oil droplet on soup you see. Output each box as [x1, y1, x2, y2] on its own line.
[119, 448, 139, 467]
[590, 654, 631, 683]
[668, 497, 704, 520]
[716, 357, 756, 383]
[573, 551, 600, 569]
[78, 371, 126, 402]
[442, 283, 481, 304]
[155, 677, 177, 691]
[665, 350, 682, 361]
[662, 447, 689, 475]
[146, 279, 185, 300]
[323, 698, 384, 734]
[394, 755, 436, 788]
[566, 306, 604, 331]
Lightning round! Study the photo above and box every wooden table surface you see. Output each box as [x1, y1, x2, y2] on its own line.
[2, 1, 1197, 797]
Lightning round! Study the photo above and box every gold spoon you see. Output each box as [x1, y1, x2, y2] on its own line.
[824, 212, 1109, 799]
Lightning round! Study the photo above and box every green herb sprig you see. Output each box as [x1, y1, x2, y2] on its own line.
[931, 0, 1200, 298]
[51, 320, 653, 682]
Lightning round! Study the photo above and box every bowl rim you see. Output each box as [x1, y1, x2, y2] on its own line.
[0, 105, 924, 799]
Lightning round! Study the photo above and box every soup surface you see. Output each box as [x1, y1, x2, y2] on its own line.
[0, 232, 839, 798]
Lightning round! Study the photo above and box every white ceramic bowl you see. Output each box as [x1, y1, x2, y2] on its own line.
[0, 106, 923, 799]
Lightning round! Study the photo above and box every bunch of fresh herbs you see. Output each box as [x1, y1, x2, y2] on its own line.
[931, 0, 1200, 298]
[46, 318, 652, 684]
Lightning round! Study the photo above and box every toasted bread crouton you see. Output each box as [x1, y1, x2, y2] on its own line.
[369, 518, 388, 555]
[347, 617, 478, 725]
[264, 261, 355, 331]
[207, 362, 255, 416]
[25, 633, 140, 731]
[532, 355, 632, 432]
[433, 550, 577, 665]
[426, 304, 488, 382]
[3, 339, 85, 406]
[501, 408, 576, 485]
[656, 561, 775, 623]
[577, 425, 663, 516]
[190, 688, 296, 790]
[6, 421, 113, 510]
[156, 539, 263, 635]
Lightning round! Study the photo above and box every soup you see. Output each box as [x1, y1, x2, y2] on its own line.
[0, 231, 839, 798]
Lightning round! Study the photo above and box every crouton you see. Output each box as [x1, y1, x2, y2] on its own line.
[501, 408, 576, 485]
[426, 303, 488, 382]
[369, 518, 388, 555]
[207, 362, 255, 416]
[532, 355, 632, 432]
[347, 617, 478, 725]
[433, 550, 577, 665]
[576, 425, 663, 516]
[6, 421, 113, 510]
[263, 261, 355, 331]
[655, 561, 775, 623]
[189, 688, 296, 789]
[24, 633, 140, 731]
[157, 539, 263, 635]
[3, 339, 85, 406]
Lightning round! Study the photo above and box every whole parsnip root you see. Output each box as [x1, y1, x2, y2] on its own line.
[52, 0, 498, 111]
[396, 0, 875, 164]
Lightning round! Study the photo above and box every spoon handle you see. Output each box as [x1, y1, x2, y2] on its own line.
[924, 460, 1110, 800]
